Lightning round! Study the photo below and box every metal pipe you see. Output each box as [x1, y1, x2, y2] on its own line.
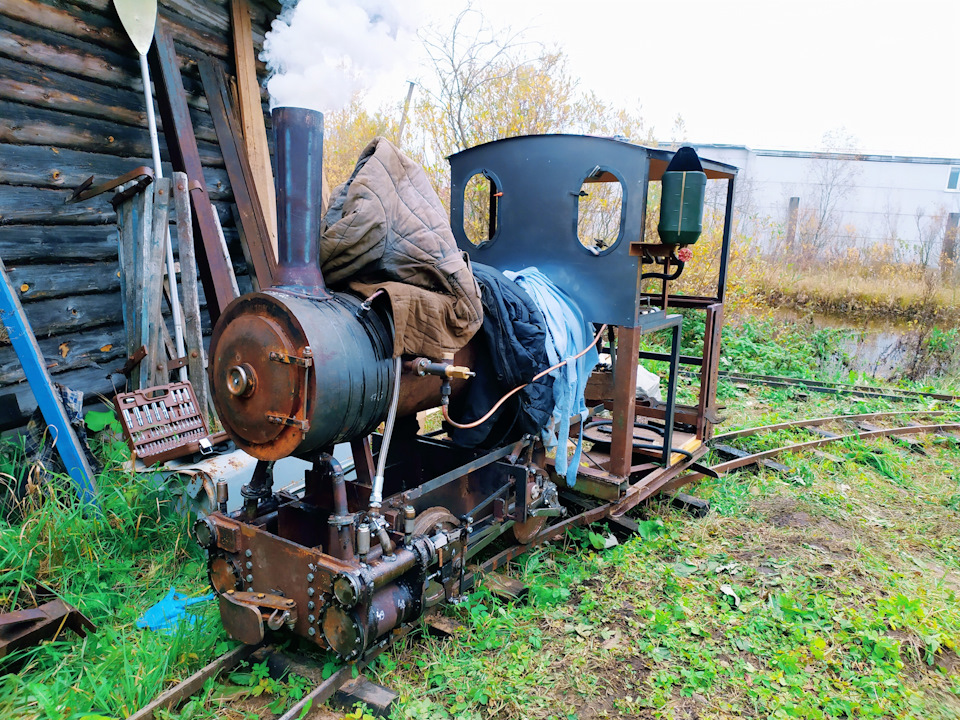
[370, 356, 402, 510]
[323, 454, 355, 562]
[272, 106, 329, 297]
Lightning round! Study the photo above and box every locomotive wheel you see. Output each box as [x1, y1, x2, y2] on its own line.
[413, 506, 459, 535]
[414, 507, 462, 607]
[512, 516, 546, 544]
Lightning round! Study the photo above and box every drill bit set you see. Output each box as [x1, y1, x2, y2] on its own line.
[115, 381, 210, 465]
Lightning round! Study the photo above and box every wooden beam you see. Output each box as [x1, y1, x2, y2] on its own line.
[231, 0, 277, 257]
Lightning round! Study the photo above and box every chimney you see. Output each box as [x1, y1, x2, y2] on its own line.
[272, 106, 329, 298]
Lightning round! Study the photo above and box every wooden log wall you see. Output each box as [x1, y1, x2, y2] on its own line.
[0, 0, 278, 429]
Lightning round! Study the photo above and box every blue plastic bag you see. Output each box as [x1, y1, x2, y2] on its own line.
[136, 587, 214, 633]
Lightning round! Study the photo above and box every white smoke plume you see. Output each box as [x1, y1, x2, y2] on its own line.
[261, 0, 420, 113]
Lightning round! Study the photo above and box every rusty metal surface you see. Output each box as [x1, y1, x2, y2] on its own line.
[67, 166, 154, 204]
[0, 598, 95, 660]
[209, 291, 393, 459]
[712, 410, 947, 443]
[148, 20, 237, 324]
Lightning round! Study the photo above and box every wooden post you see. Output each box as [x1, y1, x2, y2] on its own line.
[230, 0, 277, 257]
[610, 325, 642, 477]
[173, 172, 212, 426]
[117, 183, 137, 360]
[146, 178, 172, 386]
[134, 183, 154, 389]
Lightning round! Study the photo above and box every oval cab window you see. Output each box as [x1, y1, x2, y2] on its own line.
[577, 170, 624, 254]
[463, 172, 499, 246]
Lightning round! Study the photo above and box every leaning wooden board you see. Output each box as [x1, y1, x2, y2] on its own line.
[0, 255, 96, 503]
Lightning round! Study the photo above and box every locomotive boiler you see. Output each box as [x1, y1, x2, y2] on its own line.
[195, 106, 738, 660]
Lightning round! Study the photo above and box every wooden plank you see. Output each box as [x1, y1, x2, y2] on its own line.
[150, 19, 238, 324]
[0, 225, 120, 262]
[0, 0, 234, 62]
[0, 256, 96, 502]
[198, 58, 275, 288]
[0, 56, 220, 146]
[133, 183, 153, 389]
[142, 178, 172, 387]
[231, 0, 277, 256]
[0, 99, 225, 168]
[0, 222, 243, 265]
[0, 143, 230, 199]
[117, 188, 137, 358]
[4, 263, 121, 302]
[0, 185, 113, 226]
[0, 17, 212, 111]
[174, 172, 211, 425]
[0, 325, 126, 386]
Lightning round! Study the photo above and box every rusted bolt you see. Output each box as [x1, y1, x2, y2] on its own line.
[308, 627, 316, 636]
[246, 561, 252, 570]
[307, 588, 315, 597]
[308, 614, 315, 623]
[245, 549, 252, 557]
[257, 593, 264, 599]
[307, 601, 315, 610]
[306, 573, 314, 582]
[245, 574, 253, 583]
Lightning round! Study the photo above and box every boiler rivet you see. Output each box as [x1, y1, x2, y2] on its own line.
[306, 573, 314, 582]
[246, 561, 253, 569]
[307, 601, 315, 610]
[308, 614, 315, 623]
[307, 587, 315, 596]
[245, 550, 252, 558]
[308, 627, 316, 636]
[246, 574, 253, 583]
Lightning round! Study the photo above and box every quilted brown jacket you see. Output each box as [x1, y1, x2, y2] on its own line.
[321, 137, 482, 358]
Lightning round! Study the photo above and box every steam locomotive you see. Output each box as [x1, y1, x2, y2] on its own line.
[193, 107, 737, 659]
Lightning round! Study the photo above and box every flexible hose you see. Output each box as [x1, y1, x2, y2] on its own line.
[442, 324, 608, 430]
[370, 356, 402, 509]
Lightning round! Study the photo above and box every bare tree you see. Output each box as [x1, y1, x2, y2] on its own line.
[796, 129, 862, 255]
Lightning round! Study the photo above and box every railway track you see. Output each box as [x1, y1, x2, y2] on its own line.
[681, 369, 960, 403]
[673, 409, 960, 486]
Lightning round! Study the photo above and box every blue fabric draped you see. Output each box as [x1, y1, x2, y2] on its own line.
[503, 268, 599, 487]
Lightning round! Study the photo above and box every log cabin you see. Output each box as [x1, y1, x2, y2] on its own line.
[0, 0, 282, 430]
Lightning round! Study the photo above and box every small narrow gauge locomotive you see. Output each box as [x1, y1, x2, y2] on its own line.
[194, 106, 737, 659]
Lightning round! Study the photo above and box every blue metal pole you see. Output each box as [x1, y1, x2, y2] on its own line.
[0, 257, 97, 504]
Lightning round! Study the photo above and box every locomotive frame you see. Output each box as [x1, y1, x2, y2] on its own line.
[195, 108, 738, 661]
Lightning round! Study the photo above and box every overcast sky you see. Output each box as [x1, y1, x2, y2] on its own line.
[368, 0, 959, 158]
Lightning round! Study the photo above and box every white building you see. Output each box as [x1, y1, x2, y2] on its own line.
[689, 144, 960, 266]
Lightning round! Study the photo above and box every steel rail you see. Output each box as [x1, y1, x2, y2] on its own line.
[681, 369, 960, 403]
[276, 626, 411, 720]
[129, 643, 262, 720]
[719, 371, 959, 402]
[672, 422, 960, 487]
[712, 423, 960, 474]
[712, 410, 950, 442]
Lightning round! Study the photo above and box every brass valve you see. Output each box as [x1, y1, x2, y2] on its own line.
[410, 357, 475, 380]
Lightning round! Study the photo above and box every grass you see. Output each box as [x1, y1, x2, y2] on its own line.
[377, 386, 960, 719]
[0, 323, 958, 719]
[0, 431, 234, 719]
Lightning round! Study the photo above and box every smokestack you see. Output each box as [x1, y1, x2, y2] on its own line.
[272, 106, 329, 298]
